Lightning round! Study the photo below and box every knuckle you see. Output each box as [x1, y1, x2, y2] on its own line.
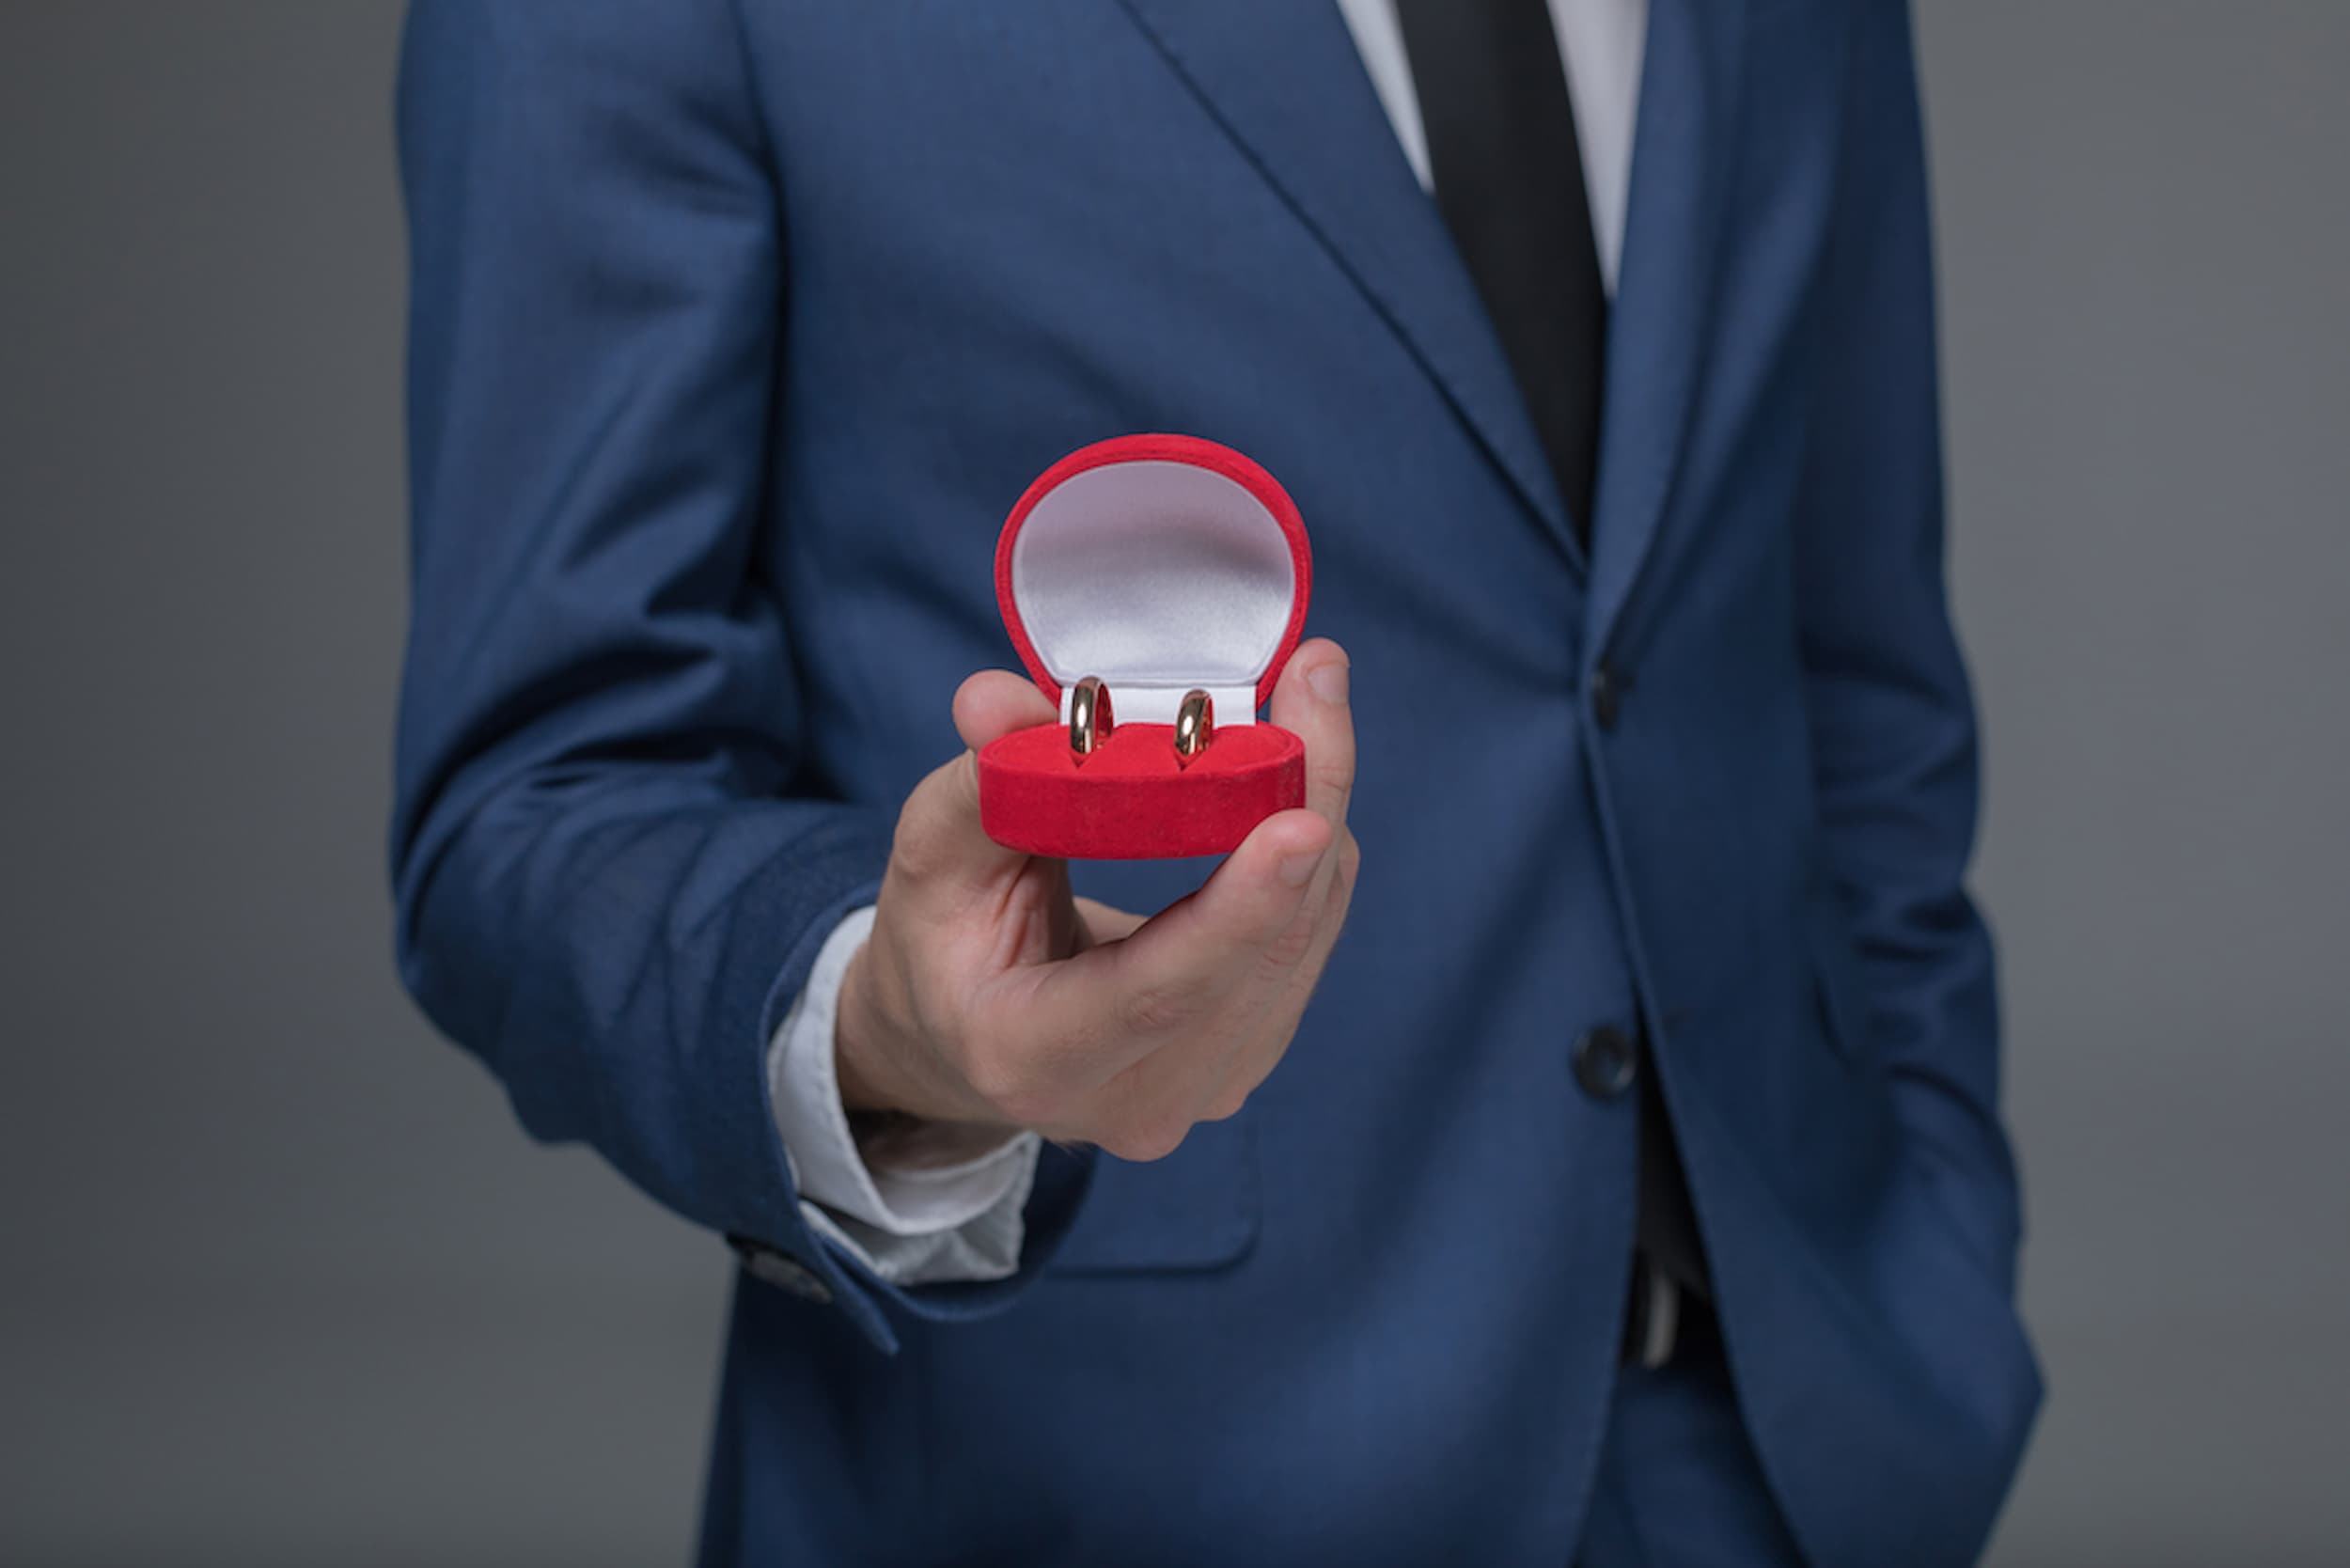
[1262, 913, 1319, 970]
[887, 763, 976, 881]
[1322, 838, 1362, 917]
[992, 1084, 1064, 1131]
[887, 811, 942, 882]
[1099, 1116, 1191, 1164]
[1201, 1086, 1250, 1122]
[960, 1048, 1051, 1126]
[1314, 739, 1357, 792]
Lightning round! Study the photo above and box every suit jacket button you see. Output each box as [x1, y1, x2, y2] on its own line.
[729, 1236, 834, 1304]
[1590, 663, 1626, 731]
[1574, 1026, 1639, 1100]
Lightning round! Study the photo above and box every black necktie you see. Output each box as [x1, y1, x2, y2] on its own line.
[1394, 0, 1609, 540]
[1396, 1, 1715, 1309]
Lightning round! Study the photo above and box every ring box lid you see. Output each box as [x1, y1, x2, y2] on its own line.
[995, 435, 1312, 728]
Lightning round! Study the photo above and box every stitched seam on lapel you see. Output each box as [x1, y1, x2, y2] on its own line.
[1606, 6, 1874, 678]
[1593, 6, 1757, 666]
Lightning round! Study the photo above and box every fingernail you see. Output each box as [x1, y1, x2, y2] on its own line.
[1277, 849, 1324, 887]
[1307, 660, 1349, 706]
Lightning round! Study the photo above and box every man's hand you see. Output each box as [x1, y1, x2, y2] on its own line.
[836, 640, 1358, 1162]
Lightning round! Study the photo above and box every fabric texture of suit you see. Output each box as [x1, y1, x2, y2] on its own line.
[391, 2, 2042, 1563]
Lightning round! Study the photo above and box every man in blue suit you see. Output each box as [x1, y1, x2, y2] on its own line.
[393, 1, 2040, 1562]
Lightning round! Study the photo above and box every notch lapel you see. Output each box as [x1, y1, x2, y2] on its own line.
[1116, 0, 1583, 569]
[1586, 0, 1749, 657]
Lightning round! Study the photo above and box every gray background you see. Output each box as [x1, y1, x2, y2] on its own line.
[2, 3, 2342, 1563]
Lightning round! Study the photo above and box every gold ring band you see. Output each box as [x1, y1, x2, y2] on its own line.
[1174, 689, 1214, 769]
[1070, 676, 1113, 763]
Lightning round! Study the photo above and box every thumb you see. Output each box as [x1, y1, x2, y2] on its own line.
[951, 669, 1058, 756]
[888, 670, 1057, 891]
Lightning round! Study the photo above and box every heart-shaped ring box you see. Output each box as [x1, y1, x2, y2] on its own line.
[977, 435, 1312, 860]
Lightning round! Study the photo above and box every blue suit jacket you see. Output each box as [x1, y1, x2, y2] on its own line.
[393, 2, 2041, 1562]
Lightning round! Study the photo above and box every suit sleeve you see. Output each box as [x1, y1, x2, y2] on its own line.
[1792, 0, 2024, 1290]
[390, 1, 1073, 1348]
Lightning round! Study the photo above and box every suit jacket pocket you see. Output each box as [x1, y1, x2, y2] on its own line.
[1869, 1159, 2044, 1447]
[1045, 1109, 1261, 1275]
[1806, 886, 1876, 1070]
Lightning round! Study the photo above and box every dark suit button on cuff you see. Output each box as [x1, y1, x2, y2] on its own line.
[1574, 1025, 1639, 1100]
[728, 1235, 834, 1304]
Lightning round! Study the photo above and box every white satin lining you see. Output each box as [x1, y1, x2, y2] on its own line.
[1055, 682, 1261, 729]
[1010, 460, 1294, 726]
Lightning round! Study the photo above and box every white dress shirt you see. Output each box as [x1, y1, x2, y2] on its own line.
[770, 0, 1648, 1284]
[769, 908, 1039, 1283]
[1335, 0, 1646, 297]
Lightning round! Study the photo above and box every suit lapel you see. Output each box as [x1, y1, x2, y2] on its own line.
[1115, 0, 1581, 569]
[1586, 0, 1749, 656]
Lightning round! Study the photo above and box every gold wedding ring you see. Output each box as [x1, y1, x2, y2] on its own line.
[1069, 676, 1113, 763]
[1174, 689, 1214, 768]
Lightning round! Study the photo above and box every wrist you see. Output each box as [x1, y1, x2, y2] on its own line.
[834, 940, 910, 1115]
[852, 1107, 1031, 1172]
[835, 930, 1022, 1142]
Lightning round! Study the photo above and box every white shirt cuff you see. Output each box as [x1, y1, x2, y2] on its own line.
[767, 906, 1040, 1285]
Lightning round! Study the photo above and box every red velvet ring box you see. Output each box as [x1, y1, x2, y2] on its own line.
[978, 434, 1313, 860]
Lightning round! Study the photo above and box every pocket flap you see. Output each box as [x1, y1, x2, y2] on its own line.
[1046, 1110, 1261, 1275]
